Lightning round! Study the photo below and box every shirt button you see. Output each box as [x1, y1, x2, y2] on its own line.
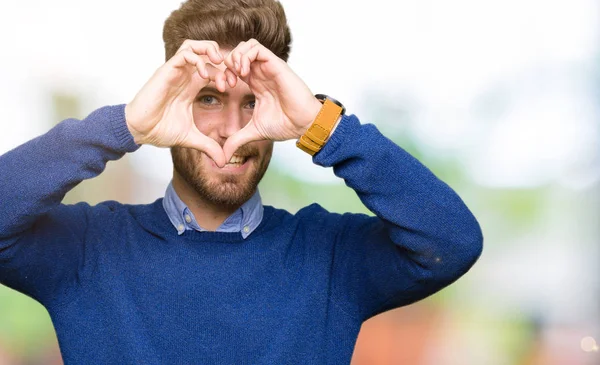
[177, 224, 185, 232]
[185, 215, 192, 223]
[243, 226, 250, 233]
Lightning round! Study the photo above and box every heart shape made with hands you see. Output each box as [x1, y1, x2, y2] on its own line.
[125, 39, 323, 168]
[207, 39, 324, 166]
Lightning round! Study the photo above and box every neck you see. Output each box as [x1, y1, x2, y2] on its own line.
[171, 173, 242, 231]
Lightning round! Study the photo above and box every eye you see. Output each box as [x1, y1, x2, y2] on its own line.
[197, 95, 220, 105]
[245, 100, 256, 110]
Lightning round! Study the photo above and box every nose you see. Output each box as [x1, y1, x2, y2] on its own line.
[217, 107, 246, 142]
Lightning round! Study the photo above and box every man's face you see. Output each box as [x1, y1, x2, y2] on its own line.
[171, 59, 273, 208]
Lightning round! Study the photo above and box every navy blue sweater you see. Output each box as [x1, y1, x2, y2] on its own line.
[0, 105, 482, 364]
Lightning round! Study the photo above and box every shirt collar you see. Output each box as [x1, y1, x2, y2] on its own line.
[162, 181, 263, 239]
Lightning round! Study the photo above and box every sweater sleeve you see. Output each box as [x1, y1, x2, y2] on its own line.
[313, 114, 483, 321]
[0, 104, 139, 305]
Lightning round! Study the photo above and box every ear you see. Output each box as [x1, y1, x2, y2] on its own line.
[222, 120, 264, 162]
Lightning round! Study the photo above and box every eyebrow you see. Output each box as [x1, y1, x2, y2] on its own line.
[198, 86, 255, 100]
[199, 86, 228, 97]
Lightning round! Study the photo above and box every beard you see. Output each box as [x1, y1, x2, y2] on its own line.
[170, 142, 273, 209]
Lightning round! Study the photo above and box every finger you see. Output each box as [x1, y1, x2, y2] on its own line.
[240, 53, 250, 77]
[207, 46, 224, 65]
[228, 42, 244, 75]
[239, 42, 274, 68]
[178, 39, 223, 64]
[225, 39, 259, 75]
[179, 49, 209, 78]
[216, 71, 227, 93]
[224, 68, 238, 88]
[232, 41, 246, 74]
[237, 39, 259, 76]
[222, 120, 265, 162]
[202, 63, 228, 92]
[182, 127, 227, 167]
[191, 62, 228, 91]
[238, 44, 277, 79]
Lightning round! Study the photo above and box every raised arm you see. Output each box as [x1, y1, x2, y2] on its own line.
[0, 40, 231, 304]
[313, 115, 483, 320]
[218, 39, 483, 321]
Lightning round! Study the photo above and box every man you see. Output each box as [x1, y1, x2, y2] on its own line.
[0, 0, 483, 363]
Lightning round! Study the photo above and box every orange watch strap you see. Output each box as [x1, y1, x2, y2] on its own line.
[296, 136, 320, 155]
[296, 99, 343, 156]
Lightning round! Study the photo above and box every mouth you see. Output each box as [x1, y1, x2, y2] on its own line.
[208, 153, 256, 174]
[225, 154, 249, 167]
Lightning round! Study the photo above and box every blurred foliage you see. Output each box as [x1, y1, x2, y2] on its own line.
[51, 93, 82, 125]
[0, 286, 54, 356]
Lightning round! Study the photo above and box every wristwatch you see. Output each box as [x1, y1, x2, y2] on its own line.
[296, 94, 346, 156]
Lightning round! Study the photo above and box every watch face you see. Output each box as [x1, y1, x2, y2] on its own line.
[315, 94, 346, 115]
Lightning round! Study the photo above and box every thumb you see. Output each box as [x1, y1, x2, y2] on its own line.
[223, 120, 264, 162]
[181, 127, 227, 167]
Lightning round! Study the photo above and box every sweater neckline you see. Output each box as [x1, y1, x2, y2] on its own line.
[134, 199, 275, 243]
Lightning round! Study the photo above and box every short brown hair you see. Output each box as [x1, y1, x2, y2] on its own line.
[163, 0, 292, 62]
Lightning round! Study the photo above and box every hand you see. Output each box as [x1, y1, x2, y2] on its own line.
[125, 40, 235, 167]
[221, 39, 323, 161]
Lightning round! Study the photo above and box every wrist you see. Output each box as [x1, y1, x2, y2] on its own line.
[296, 95, 345, 156]
[297, 97, 325, 138]
[124, 104, 145, 145]
[327, 115, 343, 140]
